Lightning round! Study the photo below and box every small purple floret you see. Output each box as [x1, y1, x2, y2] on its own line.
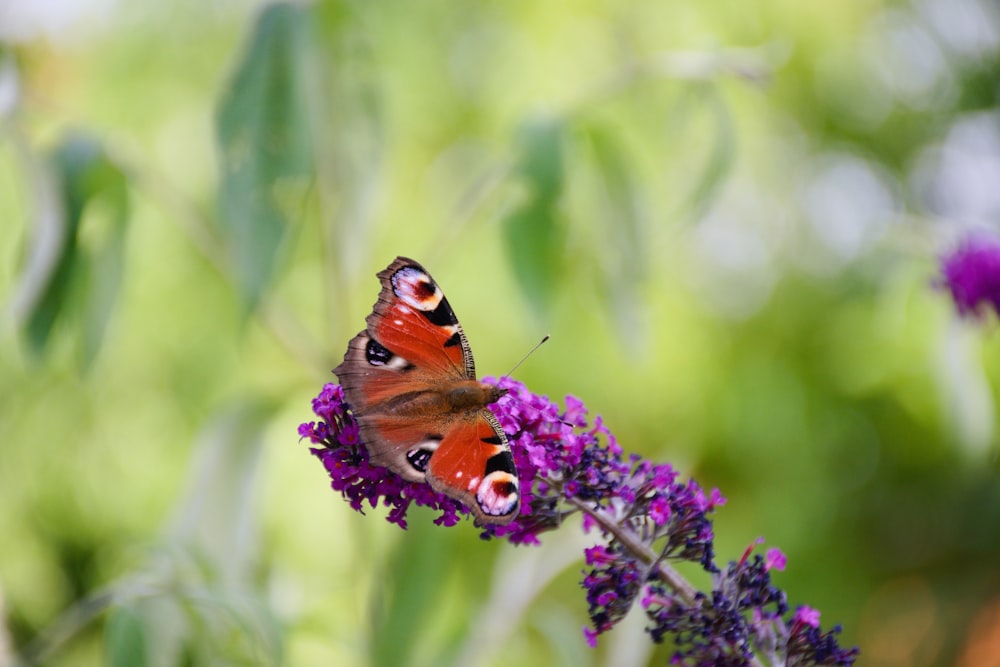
[765, 548, 787, 572]
[794, 606, 822, 629]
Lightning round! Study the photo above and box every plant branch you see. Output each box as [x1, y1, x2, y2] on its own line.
[567, 496, 768, 667]
[562, 43, 786, 120]
[14, 586, 123, 667]
[567, 496, 697, 602]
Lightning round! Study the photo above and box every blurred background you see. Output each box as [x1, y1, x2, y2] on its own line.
[2, 0, 1000, 665]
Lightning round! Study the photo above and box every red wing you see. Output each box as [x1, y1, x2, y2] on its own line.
[367, 256, 476, 380]
[425, 410, 520, 526]
[333, 258, 476, 418]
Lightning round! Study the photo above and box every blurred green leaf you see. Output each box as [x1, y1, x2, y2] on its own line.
[112, 401, 285, 666]
[531, 603, 592, 667]
[105, 606, 149, 667]
[677, 85, 735, 221]
[515, 117, 565, 202]
[370, 520, 456, 667]
[216, 2, 314, 310]
[170, 400, 275, 583]
[311, 7, 384, 284]
[586, 126, 643, 265]
[20, 132, 129, 367]
[503, 118, 567, 320]
[584, 124, 647, 341]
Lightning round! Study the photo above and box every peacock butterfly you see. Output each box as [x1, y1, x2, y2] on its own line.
[333, 257, 520, 525]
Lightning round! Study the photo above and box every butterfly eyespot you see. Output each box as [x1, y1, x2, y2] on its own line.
[406, 448, 433, 473]
[405, 437, 442, 474]
[365, 339, 393, 366]
[392, 268, 441, 308]
[476, 473, 519, 517]
[364, 340, 413, 370]
[392, 267, 459, 327]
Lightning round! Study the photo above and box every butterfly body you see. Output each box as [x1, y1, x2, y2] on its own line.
[334, 257, 520, 525]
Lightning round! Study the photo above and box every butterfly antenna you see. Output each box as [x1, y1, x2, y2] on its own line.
[502, 335, 550, 379]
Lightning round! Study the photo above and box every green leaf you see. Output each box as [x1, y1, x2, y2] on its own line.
[586, 126, 643, 268]
[502, 117, 567, 319]
[515, 117, 565, 202]
[311, 7, 385, 281]
[369, 520, 456, 667]
[169, 400, 275, 583]
[105, 606, 149, 667]
[19, 133, 129, 366]
[216, 2, 315, 310]
[677, 85, 736, 222]
[585, 124, 647, 341]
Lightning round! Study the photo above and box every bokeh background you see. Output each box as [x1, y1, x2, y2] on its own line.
[2, 0, 1000, 665]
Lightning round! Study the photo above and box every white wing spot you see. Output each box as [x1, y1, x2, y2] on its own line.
[384, 354, 412, 370]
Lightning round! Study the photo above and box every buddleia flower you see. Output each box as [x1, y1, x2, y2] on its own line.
[300, 379, 858, 665]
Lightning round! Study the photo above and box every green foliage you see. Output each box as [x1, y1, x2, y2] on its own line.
[105, 607, 148, 667]
[368, 521, 457, 667]
[216, 2, 315, 311]
[19, 133, 128, 368]
[503, 117, 567, 320]
[582, 122, 648, 339]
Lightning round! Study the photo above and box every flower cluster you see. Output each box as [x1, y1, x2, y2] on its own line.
[641, 542, 856, 666]
[582, 541, 648, 644]
[299, 378, 859, 665]
[939, 232, 1000, 318]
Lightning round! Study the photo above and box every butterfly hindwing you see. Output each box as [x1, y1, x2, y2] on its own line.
[333, 257, 520, 525]
[426, 410, 520, 524]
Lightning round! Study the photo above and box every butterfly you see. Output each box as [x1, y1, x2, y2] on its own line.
[333, 257, 520, 525]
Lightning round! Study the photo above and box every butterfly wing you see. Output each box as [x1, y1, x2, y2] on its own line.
[334, 257, 476, 479]
[368, 256, 475, 380]
[425, 410, 520, 525]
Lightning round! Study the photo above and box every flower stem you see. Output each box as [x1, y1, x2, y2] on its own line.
[568, 497, 768, 667]
[567, 497, 697, 602]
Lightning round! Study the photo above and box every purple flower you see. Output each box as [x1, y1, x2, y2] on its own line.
[642, 542, 857, 666]
[939, 232, 1000, 318]
[299, 379, 858, 665]
[582, 541, 647, 640]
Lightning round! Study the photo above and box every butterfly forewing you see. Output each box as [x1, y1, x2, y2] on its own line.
[369, 258, 475, 379]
